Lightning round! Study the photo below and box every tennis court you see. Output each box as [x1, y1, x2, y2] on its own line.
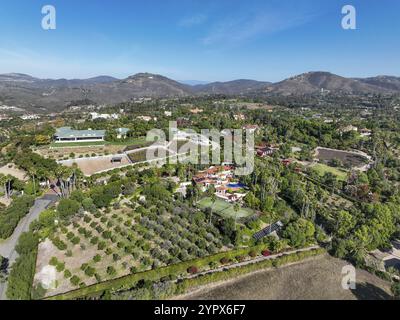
[198, 197, 254, 219]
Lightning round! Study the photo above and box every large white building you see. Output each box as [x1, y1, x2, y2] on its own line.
[54, 127, 106, 143]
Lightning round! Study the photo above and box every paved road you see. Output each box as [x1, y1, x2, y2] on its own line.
[0, 194, 58, 300]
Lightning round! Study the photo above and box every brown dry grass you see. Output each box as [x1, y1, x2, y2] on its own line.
[180, 255, 393, 300]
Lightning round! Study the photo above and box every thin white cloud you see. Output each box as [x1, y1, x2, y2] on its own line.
[202, 11, 317, 46]
[178, 14, 207, 27]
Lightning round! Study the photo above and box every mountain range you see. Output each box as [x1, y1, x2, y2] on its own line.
[0, 71, 399, 111]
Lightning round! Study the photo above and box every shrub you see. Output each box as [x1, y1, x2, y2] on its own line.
[113, 253, 121, 262]
[93, 254, 101, 263]
[107, 266, 116, 276]
[187, 266, 199, 274]
[85, 266, 96, 277]
[262, 250, 271, 257]
[52, 238, 67, 250]
[71, 236, 80, 245]
[56, 262, 65, 272]
[49, 257, 58, 266]
[70, 275, 80, 286]
[64, 269, 72, 279]
[249, 250, 257, 258]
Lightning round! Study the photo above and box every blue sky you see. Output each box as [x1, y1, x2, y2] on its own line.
[0, 0, 399, 81]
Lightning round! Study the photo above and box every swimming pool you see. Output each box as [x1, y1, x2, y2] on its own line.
[227, 183, 246, 189]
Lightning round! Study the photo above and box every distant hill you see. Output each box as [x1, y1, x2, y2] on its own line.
[0, 72, 192, 110]
[355, 75, 400, 91]
[0, 71, 399, 111]
[178, 80, 210, 86]
[265, 72, 392, 95]
[194, 79, 271, 95]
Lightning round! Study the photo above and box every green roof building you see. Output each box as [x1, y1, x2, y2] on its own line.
[54, 127, 106, 143]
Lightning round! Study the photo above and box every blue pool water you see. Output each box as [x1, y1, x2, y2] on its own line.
[227, 183, 246, 188]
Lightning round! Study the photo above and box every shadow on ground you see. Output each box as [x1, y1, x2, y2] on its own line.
[352, 282, 392, 300]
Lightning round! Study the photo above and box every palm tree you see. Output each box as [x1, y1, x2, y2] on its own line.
[27, 167, 37, 195]
[233, 203, 240, 231]
[0, 174, 6, 198]
[210, 193, 217, 225]
[5, 175, 13, 198]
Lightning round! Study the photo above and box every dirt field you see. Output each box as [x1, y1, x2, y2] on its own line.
[180, 255, 393, 300]
[0, 163, 28, 181]
[61, 154, 131, 175]
[315, 147, 369, 168]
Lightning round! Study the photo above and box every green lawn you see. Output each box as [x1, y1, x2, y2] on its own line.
[50, 141, 108, 148]
[49, 137, 148, 148]
[198, 197, 254, 219]
[311, 163, 348, 181]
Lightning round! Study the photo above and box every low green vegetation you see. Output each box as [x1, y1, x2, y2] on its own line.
[0, 195, 35, 239]
[311, 163, 348, 182]
[198, 197, 254, 219]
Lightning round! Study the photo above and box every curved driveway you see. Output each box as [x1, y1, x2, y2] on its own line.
[0, 194, 58, 300]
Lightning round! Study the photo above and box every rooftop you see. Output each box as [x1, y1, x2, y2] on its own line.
[55, 127, 106, 139]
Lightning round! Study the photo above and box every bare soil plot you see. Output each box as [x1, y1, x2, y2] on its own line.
[315, 147, 369, 168]
[0, 163, 28, 181]
[62, 155, 131, 175]
[181, 255, 392, 300]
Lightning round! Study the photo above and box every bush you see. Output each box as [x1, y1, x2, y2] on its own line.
[57, 199, 81, 220]
[187, 266, 199, 274]
[71, 236, 80, 245]
[93, 254, 101, 263]
[64, 270, 72, 278]
[70, 275, 80, 286]
[262, 250, 271, 257]
[107, 266, 116, 276]
[85, 266, 96, 277]
[249, 250, 257, 258]
[52, 238, 67, 250]
[0, 196, 35, 239]
[98, 241, 106, 250]
[49, 257, 58, 266]
[56, 262, 65, 272]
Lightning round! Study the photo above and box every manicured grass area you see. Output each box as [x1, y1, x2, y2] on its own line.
[50, 141, 108, 148]
[49, 137, 148, 148]
[198, 197, 254, 219]
[311, 163, 348, 181]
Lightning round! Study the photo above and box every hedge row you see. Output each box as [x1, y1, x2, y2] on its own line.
[47, 246, 324, 300]
[0, 195, 35, 239]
